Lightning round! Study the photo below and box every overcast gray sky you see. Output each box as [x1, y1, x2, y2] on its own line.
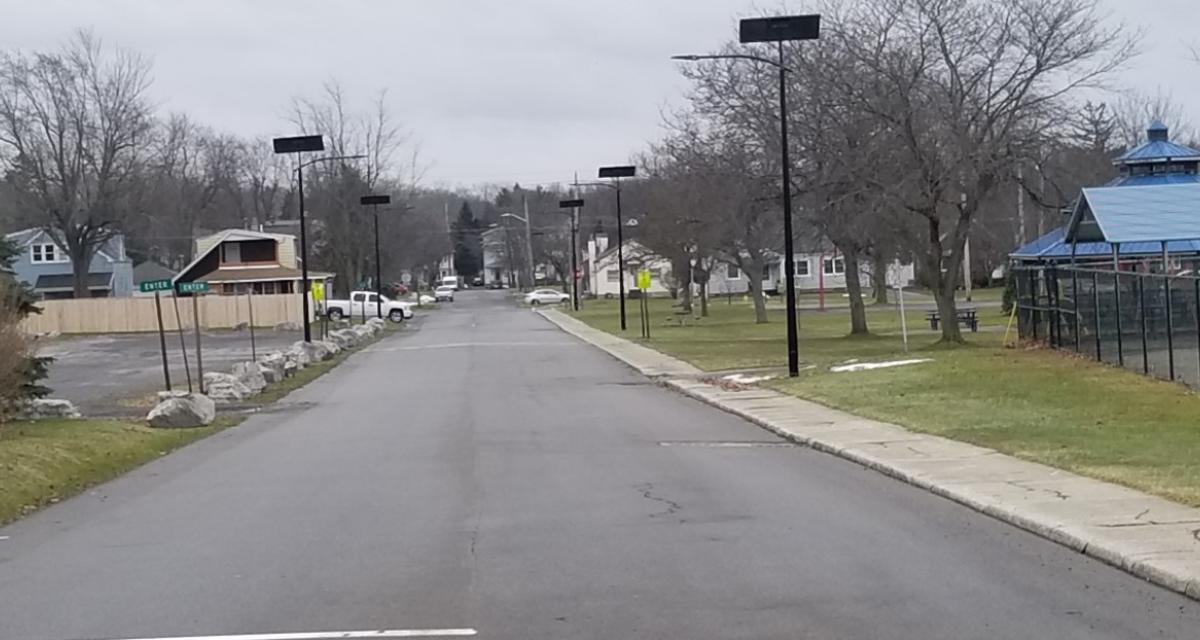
[0, 0, 1196, 189]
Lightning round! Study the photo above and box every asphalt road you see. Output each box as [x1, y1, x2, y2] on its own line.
[1, 290, 1197, 640]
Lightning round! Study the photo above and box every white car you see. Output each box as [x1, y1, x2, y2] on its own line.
[434, 285, 455, 302]
[525, 289, 570, 305]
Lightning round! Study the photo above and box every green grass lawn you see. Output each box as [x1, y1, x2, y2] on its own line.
[0, 417, 238, 524]
[572, 297, 1200, 506]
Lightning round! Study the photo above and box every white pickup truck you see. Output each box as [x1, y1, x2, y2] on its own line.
[320, 290, 414, 323]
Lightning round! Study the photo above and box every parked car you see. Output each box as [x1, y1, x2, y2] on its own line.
[440, 275, 463, 290]
[434, 285, 455, 302]
[487, 281, 506, 290]
[471, 277, 484, 287]
[321, 290, 414, 323]
[525, 289, 570, 305]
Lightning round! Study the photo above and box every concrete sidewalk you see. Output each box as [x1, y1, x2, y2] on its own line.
[539, 308, 1200, 601]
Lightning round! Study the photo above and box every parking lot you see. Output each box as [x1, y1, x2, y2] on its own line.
[36, 328, 302, 416]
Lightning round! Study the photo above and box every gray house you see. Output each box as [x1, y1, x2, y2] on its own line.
[3, 228, 134, 299]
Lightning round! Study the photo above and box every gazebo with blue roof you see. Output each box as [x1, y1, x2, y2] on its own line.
[1011, 122, 1200, 264]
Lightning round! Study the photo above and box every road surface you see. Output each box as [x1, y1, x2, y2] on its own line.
[1, 290, 1197, 640]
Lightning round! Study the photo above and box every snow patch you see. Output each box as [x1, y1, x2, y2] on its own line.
[722, 373, 776, 384]
[830, 358, 932, 373]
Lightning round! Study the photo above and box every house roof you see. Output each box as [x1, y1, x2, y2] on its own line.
[176, 228, 294, 285]
[198, 266, 333, 284]
[133, 261, 176, 284]
[33, 272, 113, 292]
[1011, 225, 1200, 260]
[1066, 183, 1200, 244]
[3, 227, 125, 262]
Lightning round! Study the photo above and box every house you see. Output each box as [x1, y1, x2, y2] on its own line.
[481, 226, 515, 287]
[132, 261, 177, 296]
[587, 237, 674, 297]
[173, 229, 333, 295]
[3, 228, 134, 299]
[585, 232, 913, 298]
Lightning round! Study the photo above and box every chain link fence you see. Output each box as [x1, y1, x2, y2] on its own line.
[1014, 264, 1200, 386]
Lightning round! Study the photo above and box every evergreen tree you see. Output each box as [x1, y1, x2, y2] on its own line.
[0, 237, 51, 400]
[451, 202, 483, 277]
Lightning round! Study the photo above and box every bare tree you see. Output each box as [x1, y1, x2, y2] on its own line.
[829, 0, 1137, 342]
[0, 31, 153, 296]
[289, 82, 417, 296]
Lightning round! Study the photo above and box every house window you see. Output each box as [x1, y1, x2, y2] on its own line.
[607, 269, 620, 282]
[823, 257, 846, 275]
[221, 242, 242, 264]
[761, 264, 771, 280]
[796, 259, 811, 277]
[648, 268, 663, 280]
[726, 264, 740, 280]
[31, 243, 66, 264]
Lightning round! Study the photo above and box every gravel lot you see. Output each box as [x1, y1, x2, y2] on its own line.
[36, 328, 303, 416]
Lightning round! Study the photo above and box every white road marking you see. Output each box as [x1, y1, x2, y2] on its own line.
[104, 629, 477, 640]
[829, 358, 932, 373]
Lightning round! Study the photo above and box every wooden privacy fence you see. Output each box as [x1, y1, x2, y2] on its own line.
[20, 293, 313, 334]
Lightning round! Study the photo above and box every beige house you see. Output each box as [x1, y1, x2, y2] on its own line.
[174, 229, 332, 295]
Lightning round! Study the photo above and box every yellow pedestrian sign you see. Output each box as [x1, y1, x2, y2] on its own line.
[311, 280, 325, 301]
[636, 270, 652, 290]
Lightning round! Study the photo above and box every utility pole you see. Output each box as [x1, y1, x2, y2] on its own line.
[523, 194, 535, 290]
[1016, 165, 1026, 248]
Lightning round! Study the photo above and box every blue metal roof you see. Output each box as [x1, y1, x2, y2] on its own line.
[1115, 140, 1200, 163]
[1011, 226, 1200, 260]
[1066, 183, 1200, 244]
[1107, 172, 1200, 187]
[1111, 122, 1200, 165]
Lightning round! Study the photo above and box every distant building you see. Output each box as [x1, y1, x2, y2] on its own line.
[3, 228, 134, 299]
[173, 229, 332, 295]
[584, 233, 913, 298]
[131, 261, 177, 296]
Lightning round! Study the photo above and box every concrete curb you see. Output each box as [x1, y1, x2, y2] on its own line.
[541, 308, 1200, 601]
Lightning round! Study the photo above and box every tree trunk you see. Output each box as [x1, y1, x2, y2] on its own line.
[928, 219, 965, 343]
[699, 280, 708, 317]
[872, 252, 889, 304]
[843, 252, 869, 335]
[745, 255, 769, 324]
[675, 256, 693, 313]
[70, 244, 92, 299]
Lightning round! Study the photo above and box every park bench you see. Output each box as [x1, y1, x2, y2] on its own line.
[926, 308, 978, 332]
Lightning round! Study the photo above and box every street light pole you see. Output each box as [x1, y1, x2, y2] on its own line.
[671, 13, 820, 377]
[360, 194, 391, 319]
[559, 198, 586, 312]
[273, 135, 366, 342]
[776, 39, 800, 378]
[598, 165, 637, 331]
[523, 196, 535, 289]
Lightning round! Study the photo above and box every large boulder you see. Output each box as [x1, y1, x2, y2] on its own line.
[257, 352, 287, 383]
[328, 329, 357, 349]
[147, 393, 215, 428]
[367, 317, 386, 330]
[287, 340, 332, 364]
[15, 398, 81, 420]
[351, 325, 374, 340]
[231, 361, 267, 393]
[203, 372, 254, 404]
[283, 359, 299, 377]
[315, 340, 341, 356]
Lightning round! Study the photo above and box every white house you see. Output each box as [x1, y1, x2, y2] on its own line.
[706, 252, 915, 295]
[585, 232, 914, 298]
[587, 237, 674, 297]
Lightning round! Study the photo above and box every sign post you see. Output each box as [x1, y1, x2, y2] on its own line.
[141, 279, 174, 392]
[312, 280, 326, 339]
[177, 281, 210, 393]
[636, 270, 652, 340]
[246, 288, 257, 361]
